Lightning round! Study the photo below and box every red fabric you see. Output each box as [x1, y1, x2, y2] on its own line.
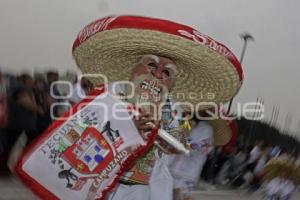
[15, 86, 159, 200]
[222, 120, 238, 154]
[0, 74, 7, 128]
[0, 96, 7, 128]
[72, 15, 243, 82]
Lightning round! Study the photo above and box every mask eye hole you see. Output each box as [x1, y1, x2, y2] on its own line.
[162, 70, 170, 77]
[148, 62, 157, 71]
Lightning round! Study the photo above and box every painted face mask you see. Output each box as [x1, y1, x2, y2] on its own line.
[128, 55, 177, 117]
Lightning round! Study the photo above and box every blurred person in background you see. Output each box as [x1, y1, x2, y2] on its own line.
[0, 74, 41, 173]
[270, 145, 281, 159]
[231, 143, 268, 189]
[0, 72, 8, 128]
[6, 74, 41, 142]
[263, 170, 296, 200]
[215, 147, 247, 185]
[69, 76, 94, 105]
[46, 71, 60, 95]
[250, 145, 271, 190]
[33, 77, 53, 133]
[201, 146, 222, 186]
[0, 72, 8, 170]
[46, 71, 61, 118]
[248, 141, 264, 167]
[83, 77, 94, 95]
[170, 110, 214, 200]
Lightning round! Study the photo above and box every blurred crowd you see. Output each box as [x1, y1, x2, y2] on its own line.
[0, 71, 93, 173]
[160, 100, 300, 199]
[1, 71, 300, 200]
[199, 140, 300, 199]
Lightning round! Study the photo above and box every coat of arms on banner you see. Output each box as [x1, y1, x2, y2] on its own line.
[16, 88, 158, 200]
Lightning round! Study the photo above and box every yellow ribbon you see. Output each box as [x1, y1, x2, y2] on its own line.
[181, 119, 191, 132]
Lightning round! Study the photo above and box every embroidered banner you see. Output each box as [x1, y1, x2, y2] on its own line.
[16, 87, 158, 200]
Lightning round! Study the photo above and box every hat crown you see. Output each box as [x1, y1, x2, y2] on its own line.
[72, 15, 242, 82]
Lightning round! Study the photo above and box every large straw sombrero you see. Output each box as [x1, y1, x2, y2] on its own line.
[182, 106, 238, 147]
[72, 15, 243, 106]
[263, 159, 300, 185]
[221, 119, 238, 151]
[209, 118, 238, 146]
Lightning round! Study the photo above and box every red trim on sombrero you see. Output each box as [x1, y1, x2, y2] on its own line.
[72, 15, 243, 82]
[15, 85, 159, 200]
[223, 120, 238, 154]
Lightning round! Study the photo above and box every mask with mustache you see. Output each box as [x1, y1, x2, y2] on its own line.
[126, 55, 178, 119]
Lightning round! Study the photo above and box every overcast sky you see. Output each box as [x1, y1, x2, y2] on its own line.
[1, 0, 300, 136]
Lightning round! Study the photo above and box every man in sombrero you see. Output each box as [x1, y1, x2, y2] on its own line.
[72, 15, 243, 200]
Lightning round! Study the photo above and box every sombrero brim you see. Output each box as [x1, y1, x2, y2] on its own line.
[263, 160, 300, 184]
[209, 119, 237, 146]
[73, 15, 243, 106]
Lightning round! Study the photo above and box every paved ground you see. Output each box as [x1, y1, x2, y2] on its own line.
[192, 189, 300, 200]
[0, 176, 299, 200]
[0, 176, 37, 200]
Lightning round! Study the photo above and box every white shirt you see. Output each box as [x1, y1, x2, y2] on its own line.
[264, 178, 295, 198]
[170, 121, 214, 181]
[254, 154, 267, 175]
[248, 146, 262, 164]
[264, 177, 281, 196]
[169, 115, 180, 129]
[280, 179, 295, 198]
[108, 81, 174, 200]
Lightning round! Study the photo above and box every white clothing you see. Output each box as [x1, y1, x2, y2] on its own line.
[107, 82, 174, 200]
[109, 154, 173, 200]
[270, 146, 281, 158]
[264, 178, 295, 200]
[169, 116, 180, 129]
[254, 154, 267, 176]
[108, 82, 127, 96]
[279, 179, 295, 199]
[243, 171, 254, 185]
[149, 155, 173, 200]
[169, 121, 213, 198]
[264, 177, 281, 197]
[248, 146, 262, 164]
[170, 121, 213, 182]
[109, 184, 150, 200]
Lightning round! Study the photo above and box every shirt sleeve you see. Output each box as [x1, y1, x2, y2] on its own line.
[188, 122, 214, 155]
